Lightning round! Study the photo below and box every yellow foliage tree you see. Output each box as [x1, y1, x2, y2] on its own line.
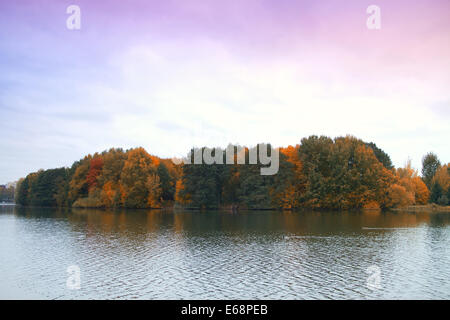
[431, 163, 450, 193]
[388, 184, 414, 208]
[271, 145, 305, 209]
[146, 174, 162, 208]
[175, 179, 190, 205]
[101, 181, 116, 207]
[413, 177, 430, 204]
[389, 160, 430, 207]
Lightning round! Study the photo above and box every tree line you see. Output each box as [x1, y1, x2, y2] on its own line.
[0, 185, 15, 202]
[15, 135, 450, 210]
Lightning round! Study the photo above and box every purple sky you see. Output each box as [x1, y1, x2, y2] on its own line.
[1, 0, 449, 183]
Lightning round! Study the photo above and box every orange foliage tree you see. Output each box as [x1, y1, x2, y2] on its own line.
[270, 145, 306, 209]
[86, 156, 104, 191]
[388, 160, 430, 207]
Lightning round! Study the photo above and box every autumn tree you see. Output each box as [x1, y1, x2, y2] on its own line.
[412, 177, 430, 205]
[427, 163, 449, 205]
[297, 135, 334, 208]
[68, 156, 91, 204]
[387, 184, 414, 208]
[86, 156, 104, 191]
[119, 147, 158, 208]
[16, 136, 444, 210]
[270, 145, 306, 209]
[298, 135, 394, 209]
[146, 174, 162, 208]
[98, 148, 127, 207]
[175, 178, 190, 205]
[431, 164, 450, 194]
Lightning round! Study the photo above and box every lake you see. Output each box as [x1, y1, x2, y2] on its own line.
[0, 206, 449, 299]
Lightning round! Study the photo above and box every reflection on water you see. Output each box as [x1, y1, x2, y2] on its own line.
[0, 206, 449, 299]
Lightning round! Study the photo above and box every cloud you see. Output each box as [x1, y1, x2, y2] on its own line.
[1, 1, 450, 183]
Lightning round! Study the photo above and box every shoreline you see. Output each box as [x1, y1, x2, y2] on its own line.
[7, 204, 450, 213]
[391, 204, 450, 213]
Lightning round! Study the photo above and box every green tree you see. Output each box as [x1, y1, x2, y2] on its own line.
[157, 163, 175, 201]
[180, 147, 228, 209]
[236, 145, 276, 209]
[430, 182, 443, 204]
[422, 153, 441, 189]
[365, 142, 394, 170]
[16, 175, 31, 206]
[68, 157, 91, 204]
[437, 195, 449, 206]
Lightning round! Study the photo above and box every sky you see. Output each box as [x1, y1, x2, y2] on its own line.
[0, 0, 449, 184]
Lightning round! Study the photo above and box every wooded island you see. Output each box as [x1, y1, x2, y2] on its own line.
[15, 135, 450, 210]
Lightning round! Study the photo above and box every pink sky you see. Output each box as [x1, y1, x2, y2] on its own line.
[0, 0, 449, 182]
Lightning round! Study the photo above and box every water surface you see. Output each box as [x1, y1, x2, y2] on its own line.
[0, 206, 449, 299]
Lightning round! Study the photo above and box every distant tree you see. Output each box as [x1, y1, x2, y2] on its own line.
[15, 178, 24, 203]
[422, 153, 441, 188]
[0, 185, 5, 202]
[26, 168, 68, 207]
[16, 176, 28, 205]
[0, 185, 15, 202]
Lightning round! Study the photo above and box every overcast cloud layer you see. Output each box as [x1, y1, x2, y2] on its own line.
[0, 0, 449, 183]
